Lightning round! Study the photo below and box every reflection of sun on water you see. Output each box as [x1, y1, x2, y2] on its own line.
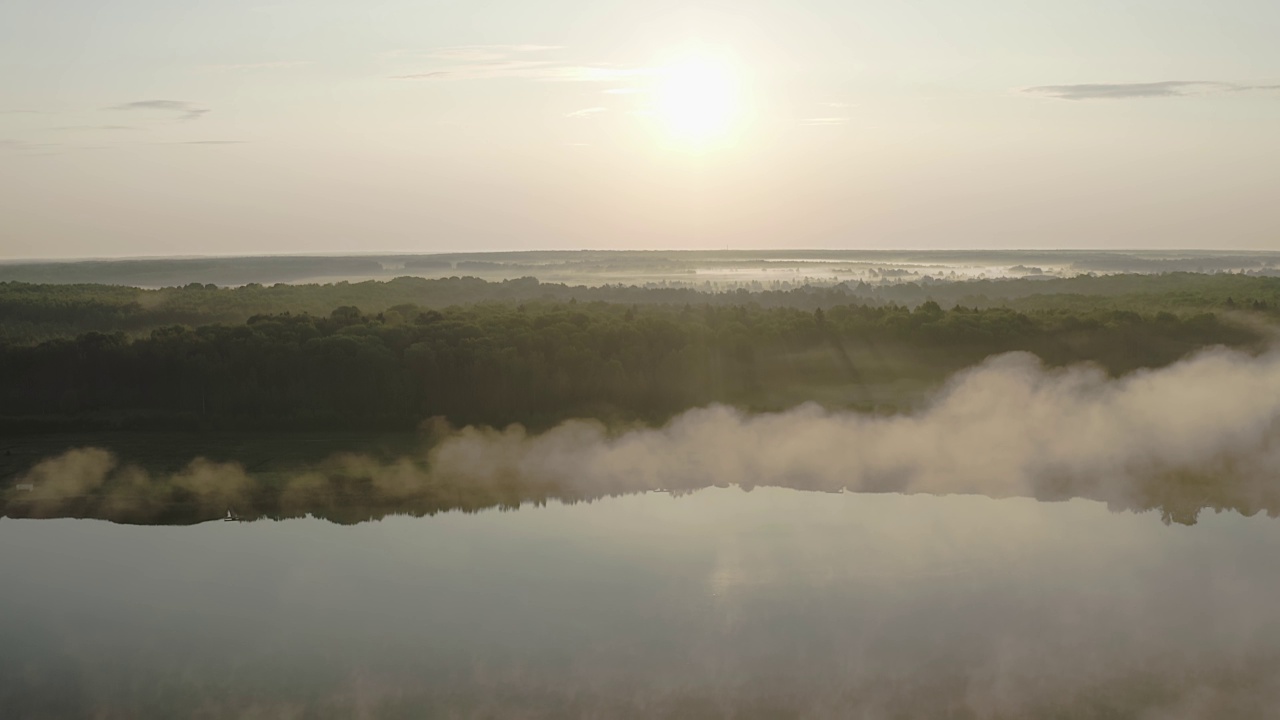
[654, 54, 741, 149]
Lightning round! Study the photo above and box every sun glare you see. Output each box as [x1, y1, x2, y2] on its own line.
[654, 55, 741, 148]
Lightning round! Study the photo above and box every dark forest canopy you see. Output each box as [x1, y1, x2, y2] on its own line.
[0, 295, 1261, 433]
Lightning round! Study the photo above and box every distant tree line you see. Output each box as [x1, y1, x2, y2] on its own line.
[3, 272, 1279, 345]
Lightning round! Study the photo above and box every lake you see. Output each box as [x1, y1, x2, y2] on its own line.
[3, 486, 1279, 718]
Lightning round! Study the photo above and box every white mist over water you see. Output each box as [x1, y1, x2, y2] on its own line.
[10, 347, 1280, 715]
[10, 346, 1280, 520]
[430, 347, 1280, 505]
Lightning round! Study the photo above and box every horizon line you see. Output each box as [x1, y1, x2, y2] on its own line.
[4, 247, 1280, 264]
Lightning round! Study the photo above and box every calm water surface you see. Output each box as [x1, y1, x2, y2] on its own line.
[3, 487, 1279, 718]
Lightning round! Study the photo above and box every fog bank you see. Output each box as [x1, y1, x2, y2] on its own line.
[433, 347, 1280, 510]
[8, 347, 1280, 524]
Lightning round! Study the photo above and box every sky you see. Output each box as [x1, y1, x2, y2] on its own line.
[1, 0, 1279, 259]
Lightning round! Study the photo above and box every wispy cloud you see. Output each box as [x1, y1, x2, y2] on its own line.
[565, 107, 606, 119]
[0, 139, 62, 155]
[107, 100, 210, 121]
[393, 60, 554, 81]
[394, 63, 654, 83]
[1023, 80, 1280, 100]
[388, 45, 656, 84]
[410, 45, 563, 62]
[822, 102, 856, 108]
[800, 117, 849, 126]
[201, 60, 312, 71]
[53, 125, 136, 132]
[394, 71, 453, 80]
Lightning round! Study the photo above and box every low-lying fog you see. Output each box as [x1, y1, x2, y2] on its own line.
[10, 345, 1280, 525]
[7, 346, 1280, 717]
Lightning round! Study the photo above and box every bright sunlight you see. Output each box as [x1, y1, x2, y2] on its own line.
[653, 54, 742, 148]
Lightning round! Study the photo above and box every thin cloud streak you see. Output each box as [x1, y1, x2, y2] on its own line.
[393, 63, 658, 83]
[108, 100, 210, 121]
[419, 45, 563, 62]
[388, 44, 657, 83]
[1024, 80, 1280, 100]
[0, 139, 63, 156]
[0, 139, 60, 149]
[393, 60, 555, 81]
[201, 60, 312, 71]
[53, 125, 136, 132]
[393, 71, 453, 80]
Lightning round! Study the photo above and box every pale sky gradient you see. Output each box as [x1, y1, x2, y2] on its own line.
[2, 0, 1279, 259]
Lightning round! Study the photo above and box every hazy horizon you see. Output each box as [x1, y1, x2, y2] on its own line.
[8, 246, 1280, 264]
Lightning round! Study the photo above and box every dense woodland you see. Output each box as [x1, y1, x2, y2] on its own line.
[0, 280, 1262, 431]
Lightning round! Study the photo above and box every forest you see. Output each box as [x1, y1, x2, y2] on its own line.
[3, 271, 1279, 527]
[0, 276, 1264, 432]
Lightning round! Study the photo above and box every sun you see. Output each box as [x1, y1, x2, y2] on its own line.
[653, 54, 741, 148]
